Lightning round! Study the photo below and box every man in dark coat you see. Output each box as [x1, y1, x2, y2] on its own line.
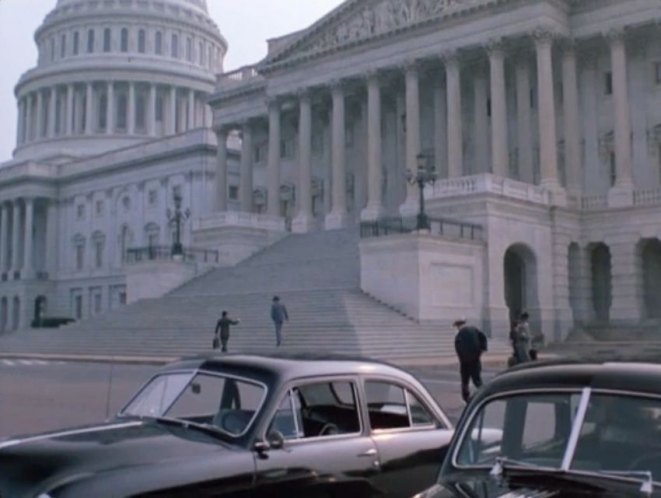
[453, 318, 485, 403]
[270, 296, 289, 347]
[214, 311, 240, 353]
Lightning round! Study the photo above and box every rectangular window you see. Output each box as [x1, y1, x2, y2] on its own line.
[136, 95, 146, 131]
[229, 185, 239, 200]
[138, 30, 146, 53]
[103, 28, 111, 52]
[73, 293, 83, 319]
[186, 37, 193, 61]
[73, 31, 79, 55]
[121, 28, 129, 52]
[94, 293, 102, 314]
[119, 291, 127, 305]
[155, 31, 163, 55]
[98, 94, 108, 130]
[60, 33, 66, 58]
[148, 189, 158, 206]
[87, 29, 95, 53]
[605, 72, 613, 95]
[94, 241, 104, 268]
[50, 38, 55, 61]
[77, 204, 85, 220]
[116, 94, 127, 130]
[76, 245, 84, 271]
[155, 94, 164, 121]
[95, 200, 104, 216]
[365, 381, 437, 431]
[199, 41, 204, 65]
[171, 34, 179, 58]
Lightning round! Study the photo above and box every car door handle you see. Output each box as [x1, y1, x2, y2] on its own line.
[357, 448, 378, 457]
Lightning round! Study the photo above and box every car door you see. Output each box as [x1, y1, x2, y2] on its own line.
[253, 378, 382, 498]
[363, 379, 454, 498]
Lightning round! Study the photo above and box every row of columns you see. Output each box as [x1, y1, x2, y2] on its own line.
[213, 30, 635, 228]
[0, 199, 36, 278]
[17, 82, 211, 146]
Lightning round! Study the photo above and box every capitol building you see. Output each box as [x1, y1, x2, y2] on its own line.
[2, 0, 661, 343]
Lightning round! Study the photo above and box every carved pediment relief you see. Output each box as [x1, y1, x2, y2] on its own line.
[266, 0, 487, 67]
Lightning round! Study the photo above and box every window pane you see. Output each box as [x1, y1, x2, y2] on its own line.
[365, 381, 410, 430]
[104, 28, 111, 52]
[407, 391, 435, 426]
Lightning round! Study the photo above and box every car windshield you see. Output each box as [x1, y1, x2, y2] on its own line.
[455, 390, 661, 484]
[120, 371, 267, 437]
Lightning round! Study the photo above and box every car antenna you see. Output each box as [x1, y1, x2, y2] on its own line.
[104, 360, 116, 420]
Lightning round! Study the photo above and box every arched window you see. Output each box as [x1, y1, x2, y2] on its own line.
[87, 29, 95, 53]
[171, 34, 179, 58]
[138, 29, 146, 53]
[121, 28, 129, 53]
[155, 31, 163, 55]
[103, 28, 111, 52]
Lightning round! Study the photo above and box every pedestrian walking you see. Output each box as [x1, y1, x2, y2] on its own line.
[513, 312, 532, 363]
[453, 318, 486, 403]
[214, 311, 240, 353]
[270, 296, 289, 347]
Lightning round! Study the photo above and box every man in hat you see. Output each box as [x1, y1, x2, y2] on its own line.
[214, 310, 240, 353]
[453, 318, 485, 403]
[270, 296, 289, 347]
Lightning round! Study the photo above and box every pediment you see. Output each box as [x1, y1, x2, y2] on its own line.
[263, 0, 494, 69]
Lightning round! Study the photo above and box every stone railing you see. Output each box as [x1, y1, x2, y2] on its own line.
[193, 211, 286, 232]
[634, 188, 661, 207]
[216, 65, 263, 89]
[360, 216, 483, 241]
[580, 194, 608, 211]
[431, 173, 550, 205]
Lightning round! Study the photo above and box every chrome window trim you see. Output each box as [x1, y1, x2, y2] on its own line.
[451, 387, 584, 469]
[561, 387, 591, 471]
[120, 368, 268, 439]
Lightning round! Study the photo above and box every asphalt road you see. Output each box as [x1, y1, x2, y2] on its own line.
[0, 359, 500, 438]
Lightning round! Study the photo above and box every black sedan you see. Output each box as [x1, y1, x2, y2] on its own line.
[414, 359, 661, 497]
[0, 353, 454, 498]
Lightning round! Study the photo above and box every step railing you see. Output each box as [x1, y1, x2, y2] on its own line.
[360, 216, 483, 241]
[125, 246, 220, 264]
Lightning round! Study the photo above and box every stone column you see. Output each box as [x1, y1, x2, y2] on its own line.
[169, 86, 177, 135]
[45, 200, 58, 275]
[85, 83, 94, 135]
[434, 78, 448, 179]
[66, 84, 75, 136]
[515, 55, 534, 183]
[11, 200, 21, 276]
[445, 53, 463, 178]
[215, 127, 228, 212]
[362, 72, 385, 221]
[473, 68, 489, 174]
[188, 89, 195, 130]
[148, 84, 157, 136]
[402, 62, 420, 213]
[23, 198, 34, 276]
[25, 94, 34, 142]
[326, 81, 349, 229]
[561, 41, 582, 193]
[36, 90, 44, 140]
[267, 99, 281, 217]
[106, 81, 115, 134]
[292, 90, 314, 233]
[240, 121, 253, 212]
[609, 29, 633, 191]
[535, 30, 560, 188]
[127, 82, 136, 135]
[16, 98, 25, 146]
[48, 87, 58, 138]
[608, 236, 643, 323]
[488, 41, 509, 178]
[0, 205, 7, 273]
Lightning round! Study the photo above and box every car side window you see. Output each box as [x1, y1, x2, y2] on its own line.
[269, 381, 360, 440]
[365, 380, 436, 431]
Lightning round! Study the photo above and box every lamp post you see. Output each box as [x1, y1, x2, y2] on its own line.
[406, 153, 437, 230]
[166, 191, 191, 257]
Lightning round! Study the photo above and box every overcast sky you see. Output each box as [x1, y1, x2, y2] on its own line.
[0, 0, 344, 162]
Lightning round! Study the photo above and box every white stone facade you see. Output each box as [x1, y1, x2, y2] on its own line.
[0, 0, 234, 329]
[209, 0, 661, 341]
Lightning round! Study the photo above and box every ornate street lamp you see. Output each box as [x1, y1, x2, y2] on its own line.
[166, 191, 191, 257]
[406, 153, 437, 230]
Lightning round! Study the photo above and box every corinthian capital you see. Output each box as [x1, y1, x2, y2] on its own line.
[484, 38, 505, 56]
[440, 48, 460, 66]
[531, 26, 559, 46]
[604, 26, 628, 44]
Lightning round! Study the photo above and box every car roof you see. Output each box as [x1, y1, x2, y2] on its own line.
[480, 358, 661, 399]
[160, 352, 419, 383]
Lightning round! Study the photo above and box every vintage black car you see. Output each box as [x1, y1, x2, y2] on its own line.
[0, 353, 454, 498]
[414, 359, 661, 497]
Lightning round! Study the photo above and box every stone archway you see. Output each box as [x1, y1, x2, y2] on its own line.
[590, 243, 612, 323]
[640, 238, 661, 319]
[34, 295, 47, 327]
[504, 244, 539, 325]
[12, 296, 20, 331]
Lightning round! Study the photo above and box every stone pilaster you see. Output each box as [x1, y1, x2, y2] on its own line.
[292, 90, 314, 233]
[127, 82, 136, 135]
[561, 41, 582, 193]
[11, 200, 21, 277]
[515, 56, 534, 183]
[148, 84, 157, 136]
[25, 94, 34, 142]
[45, 200, 59, 275]
[488, 41, 509, 178]
[361, 72, 386, 221]
[188, 89, 195, 130]
[401, 62, 420, 214]
[66, 84, 74, 135]
[326, 81, 349, 229]
[215, 127, 228, 212]
[0, 205, 7, 273]
[433, 77, 448, 179]
[16, 98, 25, 146]
[240, 120, 253, 213]
[23, 198, 34, 277]
[267, 99, 281, 217]
[608, 236, 643, 324]
[48, 88, 57, 138]
[473, 67, 489, 174]
[106, 81, 115, 134]
[169, 86, 177, 135]
[85, 83, 94, 135]
[36, 90, 44, 140]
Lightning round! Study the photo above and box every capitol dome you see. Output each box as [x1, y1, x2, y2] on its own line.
[13, 0, 226, 161]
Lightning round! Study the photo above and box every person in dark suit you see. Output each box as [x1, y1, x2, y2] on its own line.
[270, 296, 289, 347]
[214, 311, 240, 353]
[453, 318, 485, 403]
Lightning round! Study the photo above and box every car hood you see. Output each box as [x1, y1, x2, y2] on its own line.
[420, 472, 656, 497]
[0, 419, 248, 497]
